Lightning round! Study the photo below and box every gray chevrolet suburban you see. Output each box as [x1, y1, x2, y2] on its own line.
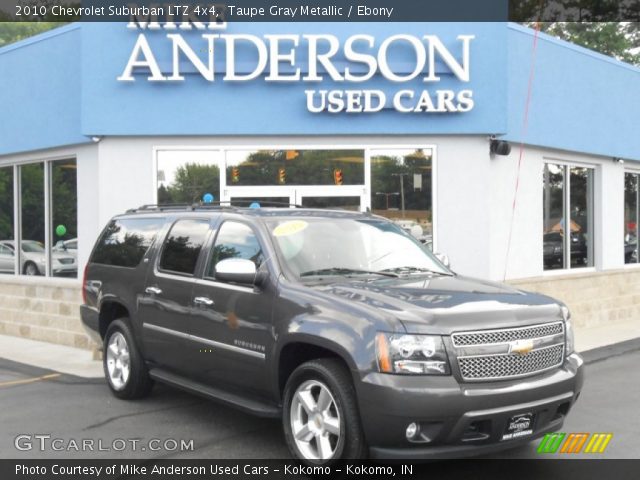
[80, 204, 584, 464]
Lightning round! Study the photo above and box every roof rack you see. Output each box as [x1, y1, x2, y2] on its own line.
[125, 200, 303, 214]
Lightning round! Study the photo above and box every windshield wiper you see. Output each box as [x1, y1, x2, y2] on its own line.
[379, 266, 452, 276]
[300, 267, 399, 278]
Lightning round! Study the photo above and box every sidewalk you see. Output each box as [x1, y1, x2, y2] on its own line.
[0, 319, 638, 379]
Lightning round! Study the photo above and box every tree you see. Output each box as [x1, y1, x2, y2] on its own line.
[531, 22, 640, 65]
[0, 22, 63, 47]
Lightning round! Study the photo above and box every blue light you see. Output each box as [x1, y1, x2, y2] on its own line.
[250, 202, 261, 209]
[202, 193, 214, 203]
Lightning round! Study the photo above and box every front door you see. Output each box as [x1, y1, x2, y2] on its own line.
[188, 218, 275, 397]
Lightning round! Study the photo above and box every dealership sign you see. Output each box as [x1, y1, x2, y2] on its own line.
[118, 19, 474, 114]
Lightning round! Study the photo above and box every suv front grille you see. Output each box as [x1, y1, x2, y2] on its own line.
[452, 322, 563, 347]
[452, 322, 565, 381]
[458, 344, 564, 380]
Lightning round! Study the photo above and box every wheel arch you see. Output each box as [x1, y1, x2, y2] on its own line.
[276, 336, 358, 401]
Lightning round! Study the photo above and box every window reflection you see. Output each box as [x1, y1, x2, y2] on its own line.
[157, 151, 220, 205]
[370, 149, 433, 249]
[20, 163, 45, 276]
[570, 167, 594, 268]
[543, 163, 594, 271]
[0, 167, 14, 274]
[51, 159, 78, 277]
[207, 222, 264, 277]
[159, 219, 210, 275]
[625, 173, 639, 264]
[225, 150, 364, 186]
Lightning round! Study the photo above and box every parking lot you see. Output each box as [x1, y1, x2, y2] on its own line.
[1, 350, 638, 460]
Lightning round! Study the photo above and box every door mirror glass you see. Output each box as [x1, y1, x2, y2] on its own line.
[435, 252, 450, 268]
[215, 258, 257, 285]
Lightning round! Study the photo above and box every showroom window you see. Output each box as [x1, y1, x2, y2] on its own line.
[155, 146, 435, 246]
[225, 149, 365, 186]
[0, 166, 14, 274]
[0, 159, 78, 277]
[370, 149, 434, 250]
[156, 150, 221, 205]
[543, 163, 594, 271]
[624, 172, 639, 264]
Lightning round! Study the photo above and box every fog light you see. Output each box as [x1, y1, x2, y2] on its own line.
[406, 422, 419, 439]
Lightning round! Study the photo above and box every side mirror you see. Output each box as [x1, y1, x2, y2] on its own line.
[435, 252, 450, 269]
[214, 258, 257, 285]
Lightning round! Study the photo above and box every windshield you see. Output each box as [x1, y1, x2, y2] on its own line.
[267, 217, 450, 280]
[21, 241, 45, 253]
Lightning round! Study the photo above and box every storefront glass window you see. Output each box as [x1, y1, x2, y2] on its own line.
[570, 167, 594, 268]
[226, 150, 365, 186]
[51, 159, 78, 277]
[370, 149, 433, 249]
[0, 167, 15, 274]
[157, 151, 220, 205]
[624, 173, 639, 264]
[20, 163, 45, 276]
[543, 163, 565, 270]
[543, 163, 594, 271]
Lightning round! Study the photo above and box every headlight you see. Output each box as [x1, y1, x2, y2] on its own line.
[376, 333, 450, 375]
[561, 305, 575, 356]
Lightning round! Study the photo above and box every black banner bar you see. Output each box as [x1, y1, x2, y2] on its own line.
[3, 459, 640, 480]
[1, 0, 639, 23]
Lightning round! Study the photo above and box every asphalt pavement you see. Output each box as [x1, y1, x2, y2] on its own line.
[1, 349, 638, 460]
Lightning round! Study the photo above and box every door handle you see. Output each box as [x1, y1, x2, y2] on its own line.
[145, 286, 162, 295]
[194, 296, 214, 307]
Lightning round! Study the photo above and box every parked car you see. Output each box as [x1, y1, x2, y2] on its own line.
[54, 238, 78, 253]
[0, 240, 78, 276]
[543, 232, 588, 267]
[81, 205, 583, 464]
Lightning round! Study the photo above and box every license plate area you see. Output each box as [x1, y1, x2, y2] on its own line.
[501, 412, 535, 441]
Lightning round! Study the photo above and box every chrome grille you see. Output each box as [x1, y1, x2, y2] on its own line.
[458, 344, 564, 380]
[452, 322, 563, 347]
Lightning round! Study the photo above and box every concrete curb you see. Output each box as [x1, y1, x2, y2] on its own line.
[581, 337, 640, 365]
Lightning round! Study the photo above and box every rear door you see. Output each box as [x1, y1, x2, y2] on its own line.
[138, 217, 213, 375]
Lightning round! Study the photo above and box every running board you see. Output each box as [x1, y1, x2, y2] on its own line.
[149, 369, 281, 418]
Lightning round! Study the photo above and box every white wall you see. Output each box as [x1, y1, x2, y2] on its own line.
[3, 136, 632, 285]
[488, 143, 629, 281]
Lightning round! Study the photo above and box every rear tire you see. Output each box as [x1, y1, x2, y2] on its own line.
[283, 358, 367, 465]
[103, 319, 153, 399]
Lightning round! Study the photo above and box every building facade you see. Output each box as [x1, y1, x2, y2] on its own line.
[0, 21, 639, 349]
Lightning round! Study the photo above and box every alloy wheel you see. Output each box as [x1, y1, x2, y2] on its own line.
[290, 379, 341, 461]
[105, 332, 131, 391]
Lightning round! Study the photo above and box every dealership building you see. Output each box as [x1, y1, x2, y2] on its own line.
[0, 21, 639, 350]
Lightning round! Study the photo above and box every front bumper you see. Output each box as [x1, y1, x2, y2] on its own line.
[357, 353, 584, 459]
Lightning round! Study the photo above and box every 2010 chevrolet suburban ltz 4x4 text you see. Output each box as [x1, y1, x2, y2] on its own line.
[81, 204, 584, 464]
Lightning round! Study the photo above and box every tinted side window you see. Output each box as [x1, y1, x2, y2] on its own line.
[206, 222, 264, 277]
[159, 219, 210, 275]
[91, 218, 164, 267]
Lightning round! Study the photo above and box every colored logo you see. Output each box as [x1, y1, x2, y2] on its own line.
[537, 433, 612, 454]
[509, 339, 534, 356]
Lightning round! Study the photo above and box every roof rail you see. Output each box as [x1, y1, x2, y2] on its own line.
[125, 200, 303, 213]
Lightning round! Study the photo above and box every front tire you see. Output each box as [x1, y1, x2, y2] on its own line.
[283, 359, 367, 465]
[103, 319, 153, 399]
[23, 261, 39, 276]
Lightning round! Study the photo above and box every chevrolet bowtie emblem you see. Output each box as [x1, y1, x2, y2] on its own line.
[510, 339, 534, 356]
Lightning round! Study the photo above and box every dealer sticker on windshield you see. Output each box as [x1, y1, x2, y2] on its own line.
[501, 413, 535, 441]
[273, 220, 308, 237]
